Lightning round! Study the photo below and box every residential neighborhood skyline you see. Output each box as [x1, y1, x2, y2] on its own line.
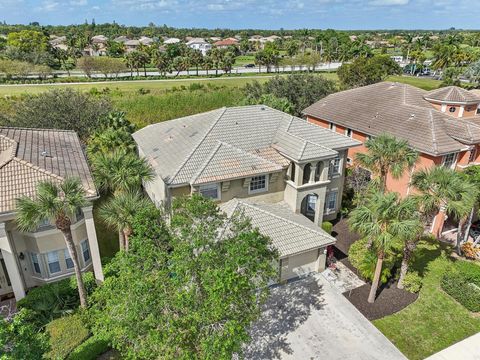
[1, 0, 480, 30]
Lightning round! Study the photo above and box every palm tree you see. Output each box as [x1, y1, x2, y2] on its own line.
[355, 134, 418, 192]
[460, 166, 480, 248]
[90, 150, 154, 196]
[349, 191, 419, 303]
[16, 178, 89, 307]
[411, 166, 477, 239]
[99, 192, 151, 251]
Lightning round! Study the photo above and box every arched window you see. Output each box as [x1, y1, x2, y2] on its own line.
[303, 163, 311, 185]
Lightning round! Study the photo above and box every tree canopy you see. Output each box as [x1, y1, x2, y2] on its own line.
[89, 195, 278, 359]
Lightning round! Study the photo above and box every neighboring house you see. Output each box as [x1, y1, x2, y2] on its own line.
[0, 128, 104, 301]
[186, 38, 212, 55]
[133, 106, 359, 281]
[139, 36, 154, 46]
[213, 38, 239, 49]
[113, 35, 129, 43]
[304, 82, 480, 235]
[124, 39, 141, 53]
[49, 35, 68, 51]
[164, 37, 180, 45]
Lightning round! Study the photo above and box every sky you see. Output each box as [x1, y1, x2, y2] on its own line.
[0, 0, 479, 30]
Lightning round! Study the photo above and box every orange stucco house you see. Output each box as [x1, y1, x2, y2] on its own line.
[303, 82, 480, 236]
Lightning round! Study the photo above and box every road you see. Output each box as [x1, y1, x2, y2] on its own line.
[53, 62, 342, 79]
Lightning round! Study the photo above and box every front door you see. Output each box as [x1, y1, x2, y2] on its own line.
[0, 256, 13, 297]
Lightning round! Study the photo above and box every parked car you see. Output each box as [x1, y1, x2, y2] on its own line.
[244, 63, 255, 68]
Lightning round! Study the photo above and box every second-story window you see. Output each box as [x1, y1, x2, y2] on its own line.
[328, 158, 341, 177]
[46, 251, 61, 274]
[442, 153, 457, 169]
[469, 148, 477, 163]
[329, 122, 336, 131]
[249, 175, 268, 194]
[64, 249, 74, 270]
[31, 253, 41, 274]
[199, 183, 220, 200]
[345, 128, 353, 138]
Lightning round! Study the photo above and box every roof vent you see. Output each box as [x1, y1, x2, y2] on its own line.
[409, 114, 415, 120]
[41, 150, 52, 158]
[260, 106, 265, 110]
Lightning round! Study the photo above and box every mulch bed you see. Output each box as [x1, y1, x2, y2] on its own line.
[331, 218, 361, 256]
[342, 279, 418, 321]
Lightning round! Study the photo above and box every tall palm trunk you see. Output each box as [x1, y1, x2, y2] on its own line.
[123, 227, 132, 252]
[432, 207, 447, 239]
[57, 219, 87, 307]
[118, 230, 125, 251]
[456, 216, 467, 255]
[463, 207, 475, 243]
[398, 241, 417, 289]
[368, 250, 384, 303]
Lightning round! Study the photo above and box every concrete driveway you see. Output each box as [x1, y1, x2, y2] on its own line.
[244, 274, 406, 360]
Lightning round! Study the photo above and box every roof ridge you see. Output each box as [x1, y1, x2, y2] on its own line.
[11, 157, 65, 181]
[169, 107, 227, 184]
[428, 110, 438, 154]
[236, 200, 333, 239]
[0, 126, 76, 134]
[189, 141, 224, 184]
[285, 128, 338, 154]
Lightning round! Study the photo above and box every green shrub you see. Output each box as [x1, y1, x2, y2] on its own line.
[17, 272, 97, 326]
[402, 271, 422, 293]
[188, 82, 204, 91]
[67, 335, 110, 360]
[349, 238, 397, 283]
[45, 314, 90, 360]
[321, 221, 333, 234]
[441, 261, 480, 312]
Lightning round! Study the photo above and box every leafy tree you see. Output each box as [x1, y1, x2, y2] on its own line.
[337, 55, 401, 88]
[243, 93, 294, 114]
[6, 89, 111, 141]
[349, 191, 418, 303]
[189, 48, 203, 76]
[285, 40, 299, 57]
[355, 134, 418, 192]
[244, 74, 336, 116]
[0, 309, 49, 360]
[6, 30, 48, 53]
[99, 192, 151, 251]
[411, 166, 477, 239]
[89, 195, 278, 358]
[460, 165, 480, 248]
[16, 178, 89, 307]
[152, 50, 171, 76]
[90, 150, 154, 195]
[106, 40, 125, 57]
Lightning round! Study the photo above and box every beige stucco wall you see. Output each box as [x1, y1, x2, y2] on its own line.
[280, 247, 327, 281]
[4, 219, 92, 289]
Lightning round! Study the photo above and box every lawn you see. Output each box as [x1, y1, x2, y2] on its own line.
[387, 75, 441, 91]
[374, 241, 480, 360]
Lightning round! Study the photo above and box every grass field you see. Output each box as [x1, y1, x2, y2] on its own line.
[374, 241, 480, 360]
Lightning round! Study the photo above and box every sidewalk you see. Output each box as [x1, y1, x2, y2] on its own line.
[426, 333, 480, 360]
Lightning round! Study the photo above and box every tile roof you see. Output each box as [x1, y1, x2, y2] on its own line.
[133, 106, 360, 186]
[0, 128, 96, 214]
[303, 82, 480, 156]
[221, 199, 336, 257]
[424, 86, 480, 104]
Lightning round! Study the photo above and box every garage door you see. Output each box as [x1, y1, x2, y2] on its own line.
[280, 249, 319, 281]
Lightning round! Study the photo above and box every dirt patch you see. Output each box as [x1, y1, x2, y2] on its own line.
[342, 280, 418, 321]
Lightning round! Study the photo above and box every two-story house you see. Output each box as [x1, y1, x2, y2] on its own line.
[0, 127, 104, 301]
[133, 106, 359, 281]
[303, 82, 480, 236]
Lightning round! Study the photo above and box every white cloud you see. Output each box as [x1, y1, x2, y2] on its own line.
[369, 0, 409, 5]
[37, 0, 59, 11]
[111, 0, 177, 10]
[70, 0, 88, 5]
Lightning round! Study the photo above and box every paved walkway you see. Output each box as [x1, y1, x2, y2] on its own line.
[426, 333, 480, 360]
[321, 261, 365, 293]
[244, 274, 406, 360]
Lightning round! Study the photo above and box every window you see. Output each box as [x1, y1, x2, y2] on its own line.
[328, 157, 341, 177]
[199, 183, 220, 200]
[325, 191, 338, 212]
[75, 208, 84, 222]
[64, 249, 74, 270]
[469, 148, 477, 163]
[346, 157, 353, 166]
[345, 128, 353, 138]
[81, 240, 91, 263]
[249, 175, 268, 193]
[442, 153, 457, 169]
[366, 135, 372, 141]
[306, 194, 317, 216]
[31, 253, 41, 274]
[46, 251, 61, 274]
[449, 106, 456, 113]
[329, 122, 336, 131]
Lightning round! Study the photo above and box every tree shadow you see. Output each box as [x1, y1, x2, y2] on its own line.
[242, 276, 325, 359]
[411, 238, 448, 277]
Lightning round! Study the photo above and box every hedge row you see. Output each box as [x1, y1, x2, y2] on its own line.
[441, 260, 480, 312]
